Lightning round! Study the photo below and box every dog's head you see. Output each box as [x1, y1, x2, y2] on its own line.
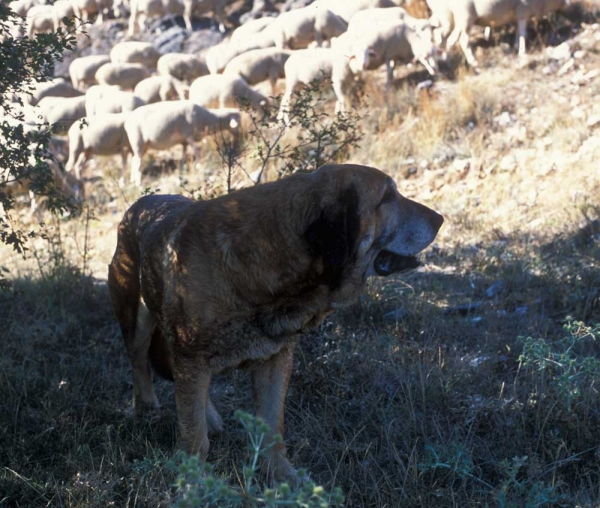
[305, 164, 443, 287]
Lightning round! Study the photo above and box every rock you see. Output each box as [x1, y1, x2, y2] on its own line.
[182, 29, 225, 53]
[547, 41, 571, 61]
[499, 154, 517, 172]
[587, 115, 600, 129]
[152, 25, 187, 53]
[383, 309, 407, 322]
[485, 280, 506, 299]
[494, 111, 512, 127]
[557, 58, 575, 76]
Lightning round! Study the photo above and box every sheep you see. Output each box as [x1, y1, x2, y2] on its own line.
[95, 62, 150, 90]
[25, 4, 54, 37]
[9, 0, 42, 18]
[182, 0, 229, 33]
[128, 0, 184, 37]
[85, 85, 145, 116]
[205, 32, 276, 74]
[71, 0, 112, 25]
[65, 114, 130, 180]
[189, 74, 267, 111]
[110, 41, 162, 69]
[134, 75, 188, 104]
[349, 17, 438, 88]
[123, 100, 240, 185]
[52, 0, 75, 30]
[229, 16, 275, 44]
[223, 48, 291, 93]
[26, 78, 83, 106]
[69, 55, 111, 90]
[347, 6, 409, 33]
[33, 96, 87, 134]
[265, 5, 348, 49]
[157, 52, 209, 84]
[426, 0, 570, 67]
[278, 48, 356, 121]
[314, 0, 399, 22]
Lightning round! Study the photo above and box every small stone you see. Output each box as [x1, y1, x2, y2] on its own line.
[548, 41, 572, 61]
[587, 115, 600, 128]
[499, 154, 517, 172]
[485, 280, 506, 298]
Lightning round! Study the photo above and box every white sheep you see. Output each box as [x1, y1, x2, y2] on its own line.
[346, 6, 409, 33]
[426, 0, 570, 67]
[69, 55, 111, 90]
[65, 114, 130, 180]
[85, 85, 145, 116]
[134, 75, 188, 103]
[265, 5, 348, 49]
[205, 32, 276, 74]
[123, 100, 240, 185]
[157, 52, 209, 84]
[95, 62, 150, 90]
[33, 96, 87, 134]
[349, 17, 438, 88]
[278, 48, 356, 121]
[183, 0, 229, 33]
[110, 41, 162, 69]
[25, 4, 54, 37]
[314, 0, 399, 22]
[230, 16, 276, 45]
[9, 0, 42, 18]
[52, 0, 75, 30]
[27, 78, 83, 106]
[223, 48, 291, 93]
[128, 0, 184, 37]
[189, 74, 267, 111]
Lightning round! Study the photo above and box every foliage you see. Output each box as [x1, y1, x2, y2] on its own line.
[518, 318, 600, 411]
[0, 4, 77, 257]
[173, 411, 344, 508]
[214, 80, 364, 192]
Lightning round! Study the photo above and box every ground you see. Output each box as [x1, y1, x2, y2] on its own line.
[1, 6, 599, 508]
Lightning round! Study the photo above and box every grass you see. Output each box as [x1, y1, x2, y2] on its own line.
[2, 8, 600, 507]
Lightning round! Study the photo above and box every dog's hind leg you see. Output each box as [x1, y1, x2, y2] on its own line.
[128, 301, 160, 413]
[109, 231, 159, 414]
[252, 341, 299, 485]
[206, 396, 223, 436]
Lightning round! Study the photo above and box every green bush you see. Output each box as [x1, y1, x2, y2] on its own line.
[172, 411, 344, 508]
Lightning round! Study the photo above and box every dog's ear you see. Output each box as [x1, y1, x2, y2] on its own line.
[305, 184, 360, 289]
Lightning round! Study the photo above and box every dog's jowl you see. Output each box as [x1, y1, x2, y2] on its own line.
[108, 163, 443, 482]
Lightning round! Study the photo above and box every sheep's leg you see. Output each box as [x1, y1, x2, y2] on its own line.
[277, 91, 293, 124]
[73, 150, 89, 181]
[484, 26, 491, 41]
[314, 31, 323, 48]
[516, 18, 527, 57]
[183, 0, 193, 32]
[385, 60, 394, 91]
[121, 149, 129, 179]
[130, 154, 143, 186]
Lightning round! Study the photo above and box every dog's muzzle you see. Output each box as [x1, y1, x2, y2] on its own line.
[373, 250, 421, 276]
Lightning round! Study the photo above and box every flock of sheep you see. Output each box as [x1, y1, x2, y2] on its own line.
[6, 0, 573, 195]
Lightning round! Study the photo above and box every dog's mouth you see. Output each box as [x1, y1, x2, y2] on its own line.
[373, 250, 421, 276]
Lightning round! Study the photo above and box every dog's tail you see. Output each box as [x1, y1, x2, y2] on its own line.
[109, 209, 175, 382]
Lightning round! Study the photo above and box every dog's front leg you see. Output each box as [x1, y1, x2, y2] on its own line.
[174, 355, 212, 459]
[252, 341, 298, 485]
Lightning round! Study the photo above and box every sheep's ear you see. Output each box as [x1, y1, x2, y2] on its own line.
[304, 183, 360, 289]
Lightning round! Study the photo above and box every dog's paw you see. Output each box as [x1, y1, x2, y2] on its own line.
[263, 457, 299, 488]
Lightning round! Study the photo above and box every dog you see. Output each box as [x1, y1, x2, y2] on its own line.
[108, 163, 443, 482]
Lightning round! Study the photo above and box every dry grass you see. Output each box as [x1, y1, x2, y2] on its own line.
[2, 9, 600, 508]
